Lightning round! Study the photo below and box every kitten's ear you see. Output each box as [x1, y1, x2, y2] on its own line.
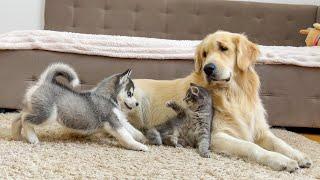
[190, 82, 197, 87]
[119, 69, 132, 84]
[190, 86, 199, 96]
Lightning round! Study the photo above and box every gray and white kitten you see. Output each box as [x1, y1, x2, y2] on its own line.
[146, 83, 214, 158]
[12, 63, 148, 151]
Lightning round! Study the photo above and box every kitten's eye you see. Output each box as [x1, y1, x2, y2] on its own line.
[219, 44, 228, 52]
[127, 91, 132, 97]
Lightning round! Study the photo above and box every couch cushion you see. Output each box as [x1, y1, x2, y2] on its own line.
[45, 0, 318, 46]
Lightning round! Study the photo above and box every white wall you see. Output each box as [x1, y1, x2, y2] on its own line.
[0, 0, 45, 34]
[0, 0, 318, 34]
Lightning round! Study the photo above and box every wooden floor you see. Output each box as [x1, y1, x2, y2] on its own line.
[303, 134, 320, 143]
[281, 127, 320, 143]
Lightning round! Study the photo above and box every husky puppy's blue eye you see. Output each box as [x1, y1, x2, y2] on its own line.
[127, 91, 132, 97]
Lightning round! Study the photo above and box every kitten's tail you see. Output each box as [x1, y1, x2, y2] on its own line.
[146, 128, 162, 145]
[38, 63, 80, 87]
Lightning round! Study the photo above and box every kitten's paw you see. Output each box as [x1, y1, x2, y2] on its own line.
[200, 152, 211, 158]
[175, 143, 184, 148]
[165, 100, 176, 107]
[146, 129, 162, 145]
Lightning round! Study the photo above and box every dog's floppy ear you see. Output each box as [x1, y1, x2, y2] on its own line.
[119, 69, 132, 84]
[234, 34, 260, 71]
[194, 42, 205, 73]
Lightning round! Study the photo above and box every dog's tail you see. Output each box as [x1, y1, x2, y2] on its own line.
[11, 113, 22, 140]
[146, 128, 162, 145]
[38, 63, 80, 87]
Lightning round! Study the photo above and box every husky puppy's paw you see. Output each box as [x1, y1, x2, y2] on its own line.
[26, 136, 40, 144]
[23, 126, 40, 144]
[130, 143, 149, 152]
[135, 132, 148, 144]
[139, 144, 149, 152]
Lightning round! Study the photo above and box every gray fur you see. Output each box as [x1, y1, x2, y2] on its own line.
[12, 63, 148, 151]
[146, 83, 214, 158]
[146, 128, 162, 145]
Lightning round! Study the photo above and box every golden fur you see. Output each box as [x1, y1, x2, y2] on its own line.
[130, 31, 312, 172]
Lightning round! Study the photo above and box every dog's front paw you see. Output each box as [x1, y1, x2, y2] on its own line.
[273, 159, 298, 172]
[267, 152, 299, 172]
[295, 153, 312, 168]
[284, 159, 299, 173]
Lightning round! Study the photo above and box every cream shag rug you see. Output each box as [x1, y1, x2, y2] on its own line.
[0, 113, 319, 179]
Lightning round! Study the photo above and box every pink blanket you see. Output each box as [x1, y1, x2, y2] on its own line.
[0, 30, 319, 67]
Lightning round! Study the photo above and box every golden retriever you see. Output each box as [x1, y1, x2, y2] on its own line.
[129, 31, 312, 172]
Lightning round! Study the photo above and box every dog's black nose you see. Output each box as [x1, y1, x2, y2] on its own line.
[204, 63, 216, 76]
[136, 102, 139, 106]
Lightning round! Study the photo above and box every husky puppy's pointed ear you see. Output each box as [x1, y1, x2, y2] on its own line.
[125, 69, 132, 77]
[119, 69, 132, 84]
[190, 86, 199, 96]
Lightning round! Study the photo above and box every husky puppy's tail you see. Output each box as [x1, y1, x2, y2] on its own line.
[146, 128, 162, 145]
[38, 63, 80, 87]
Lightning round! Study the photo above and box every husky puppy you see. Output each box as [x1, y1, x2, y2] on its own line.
[146, 83, 213, 157]
[12, 63, 148, 151]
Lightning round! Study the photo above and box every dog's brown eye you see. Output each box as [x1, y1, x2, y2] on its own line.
[202, 51, 207, 58]
[219, 44, 228, 52]
[127, 91, 132, 97]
